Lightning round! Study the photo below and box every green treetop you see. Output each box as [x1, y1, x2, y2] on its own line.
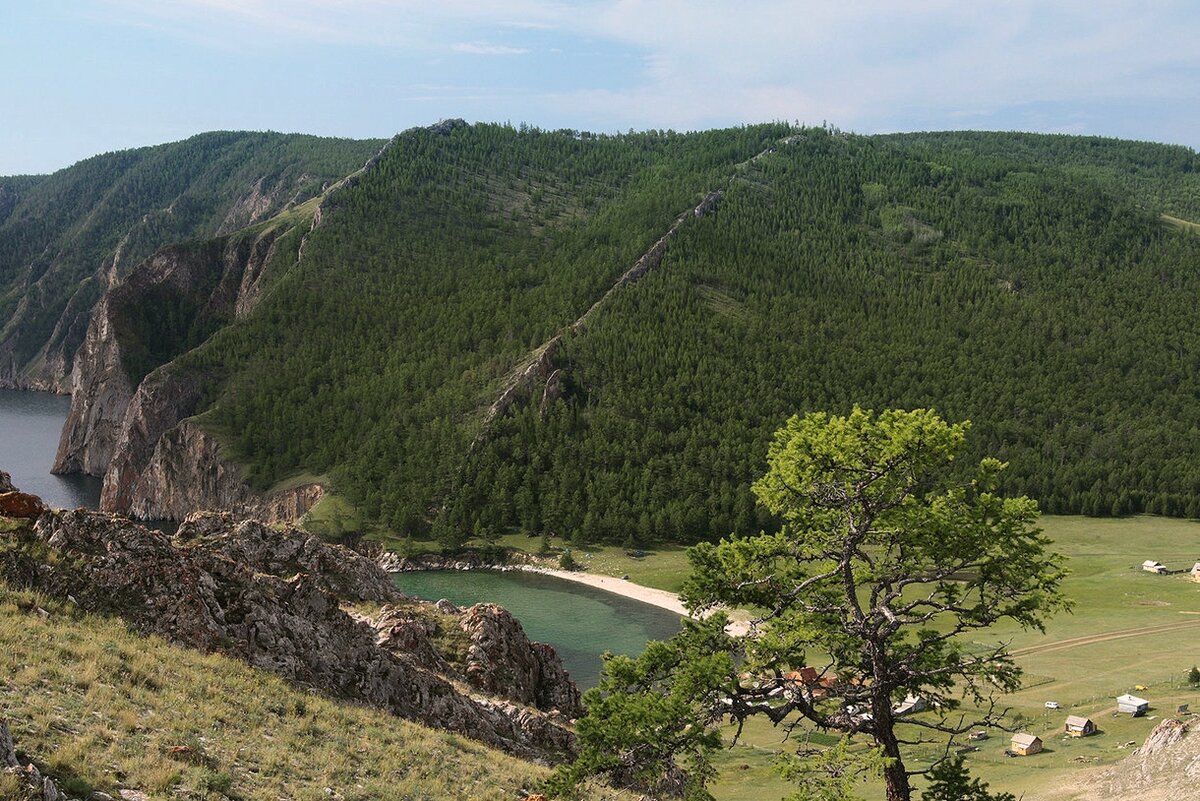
[553, 407, 1068, 801]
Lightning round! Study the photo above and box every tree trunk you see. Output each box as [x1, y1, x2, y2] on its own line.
[872, 697, 912, 801]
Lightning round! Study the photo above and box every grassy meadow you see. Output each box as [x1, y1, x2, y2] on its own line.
[700, 515, 1200, 800]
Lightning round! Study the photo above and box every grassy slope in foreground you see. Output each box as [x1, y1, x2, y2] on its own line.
[0, 583, 630, 801]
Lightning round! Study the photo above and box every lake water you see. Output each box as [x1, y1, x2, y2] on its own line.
[392, 569, 682, 688]
[0, 389, 101, 509]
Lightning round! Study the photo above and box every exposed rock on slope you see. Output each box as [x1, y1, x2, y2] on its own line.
[53, 226, 325, 521]
[1, 718, 69, 801]
[1079, 718, 1199, 800]
[52, 137, 398, 522]
[479, 189, 724, 435]
[0, 501, 579, 761]
[460, 603, 584, 718]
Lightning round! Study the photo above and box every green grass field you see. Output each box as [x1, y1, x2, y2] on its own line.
[698, 515, 1200, 800]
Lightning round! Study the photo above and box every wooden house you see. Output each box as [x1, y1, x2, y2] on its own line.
[1010, 733, 1042, 756]
[1142, 560, 1167, 574]
[1064, 715, 1096, 737]
[1117, 694, 1149, 716]
[893, 694, 926, 716]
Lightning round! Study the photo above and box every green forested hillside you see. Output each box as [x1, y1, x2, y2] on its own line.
[882, 130, 1200, 222]
[0, 132, 383, 386]
[29, 123, 1200, 543]
[450, 129, 1200, 542]
[178, 122, 791, 531]
[148, 124, 1200, 543]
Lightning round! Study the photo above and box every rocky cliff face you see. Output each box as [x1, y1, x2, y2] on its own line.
[0, 501, 580, 762]
[51, 285, 137, 474]
[106, 416, 324, 523]
[1082, 718, 1197, 800]
[55, 229, 289, 478]
[51, 138, 398, 523]
[52, 221, 326, 522]
[459, 602, 584, 718]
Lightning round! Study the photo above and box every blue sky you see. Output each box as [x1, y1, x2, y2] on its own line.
[2, 1, 1198, 174]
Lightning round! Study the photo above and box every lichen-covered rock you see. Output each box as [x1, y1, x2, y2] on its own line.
[176, 511, 393, 601]
[460, 603, 583, 718]
[0, 470, 14, 493]
[370, 605, 452, 672]
[0, 492, 47, 519]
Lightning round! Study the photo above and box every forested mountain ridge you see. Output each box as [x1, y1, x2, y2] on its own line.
[0, 132, 384, 391]
[40, 124, 1200, 542]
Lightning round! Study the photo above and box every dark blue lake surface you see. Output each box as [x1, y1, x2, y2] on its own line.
[392, 569, 682, 688]
[0, 390, 101, 509]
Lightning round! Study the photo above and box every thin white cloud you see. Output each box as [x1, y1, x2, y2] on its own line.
[91, 0, 1200, 144]
[452, 42, 530, 55]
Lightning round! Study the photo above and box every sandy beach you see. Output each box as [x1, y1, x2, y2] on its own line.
[516, 564, 752, 636]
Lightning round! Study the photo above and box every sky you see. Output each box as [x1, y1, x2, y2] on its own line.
[2, 1, 1199, 175]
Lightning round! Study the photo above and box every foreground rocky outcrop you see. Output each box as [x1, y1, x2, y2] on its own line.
[460, 603, 584, 718]
[0, 497, 580, 762]
[1081, 718, 1199, 800]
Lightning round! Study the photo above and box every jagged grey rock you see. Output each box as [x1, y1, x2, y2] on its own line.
[459, 603, 583, 718]
[0, 504, 578, 761]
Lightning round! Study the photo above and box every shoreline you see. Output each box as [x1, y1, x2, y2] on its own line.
[517, 565, 753, 636]
[385, 551, 752, 635]
[515, 563, 693, 616]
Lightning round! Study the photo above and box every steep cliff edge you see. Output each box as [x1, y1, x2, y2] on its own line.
[54, 227, 292, 478]
[0, 494, 581, 762]
[108, 415, 325, 522]
[53, 138, 397, 523]
[0, 133, 384, 392]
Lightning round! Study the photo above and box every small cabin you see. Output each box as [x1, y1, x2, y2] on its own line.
[1117, 694, 1149, 716]
[894, 694, 927, 716]
[1010, 733, 1043, 756]
[1142, 560, 1167, 574]
[1065, 715, 1096, 737]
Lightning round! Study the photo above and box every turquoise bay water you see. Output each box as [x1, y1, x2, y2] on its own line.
[392, 569, 682, 688]
[0, 390, 101, 509]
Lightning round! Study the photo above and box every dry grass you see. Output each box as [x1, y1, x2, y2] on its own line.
[0, 581, 630, 801]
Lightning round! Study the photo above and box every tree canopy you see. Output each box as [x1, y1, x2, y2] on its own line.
[553, 408, 1067, 801]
